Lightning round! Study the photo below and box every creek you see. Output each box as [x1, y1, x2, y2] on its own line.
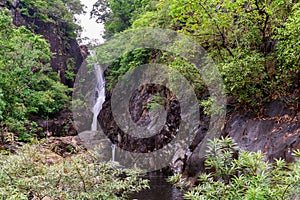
[130, 171, 184, 200]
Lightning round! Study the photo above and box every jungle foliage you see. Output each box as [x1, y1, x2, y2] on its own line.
[0, 10, 69, 141]
[92, 0, 299, 109]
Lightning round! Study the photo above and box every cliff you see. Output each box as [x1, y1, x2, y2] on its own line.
[0, 0, 84, 87]
[0, 0, 86, 137]
[97, 83, 299, 177]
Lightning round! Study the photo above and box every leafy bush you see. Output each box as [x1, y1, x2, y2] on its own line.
[167, 173, 190, 189]
[274, 3, 300, 96]
[168, 137, 300, 200]
[0, 10, 70, 139]
[0, 143, 149, 199]
[18, 0, 84, 38]
[95, 0, 299, 108]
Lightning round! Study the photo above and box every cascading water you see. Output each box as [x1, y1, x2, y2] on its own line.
[91, 64, 105, 131]
[90, 63, 117, 162]
[111, 144, 116, 162]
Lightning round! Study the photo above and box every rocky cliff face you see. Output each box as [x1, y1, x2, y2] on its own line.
[0, 0, 86, 136]
[183, 100, 299, 180]
[98, 84, 181, 153]
[97, 80, 299, 176]
[0, 0, 84, 87]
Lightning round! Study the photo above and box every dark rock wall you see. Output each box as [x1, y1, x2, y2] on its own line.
[224, 100, 299, 163]
[98, 84, 181, 153]
[183, 100, 299, 179]
[0, 0, 84, 87]
[98, 80, 299, 178]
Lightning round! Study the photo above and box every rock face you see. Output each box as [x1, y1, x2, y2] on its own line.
[98, 79, 299, 177]
[0, 0, 84, 87]
[97, 84, 186, 169]
[98, 84, 181, 153]
[224, 101, 299, 163]
[183, 100, 300, 179]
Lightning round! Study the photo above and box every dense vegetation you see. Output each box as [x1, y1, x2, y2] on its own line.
[0, 0, 299, 199]
[0, 10, 69, 141]
[0, 142, 149, 199]
[0, 0, 87, 140]
[92, 0, 299, 109]
[89, 1, 299, 198]
[168, 137, 300, 199]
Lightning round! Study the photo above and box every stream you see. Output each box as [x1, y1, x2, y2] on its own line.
[130, 171, 184, 200]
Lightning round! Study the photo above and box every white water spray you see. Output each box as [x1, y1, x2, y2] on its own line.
[111, 144, 116, 162]
[90, 64, 117, 162]
[91, 64, 105, 131]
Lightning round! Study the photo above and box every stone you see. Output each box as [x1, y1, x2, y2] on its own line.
[183, 100, 300, 180]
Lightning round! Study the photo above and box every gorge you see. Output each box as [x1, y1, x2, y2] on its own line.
[0, 0, 299, 199]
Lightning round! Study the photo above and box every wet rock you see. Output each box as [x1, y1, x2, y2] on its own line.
[97, 84, 184, 169]
[98, 84, 181, 153]
[225, 113, 300, 163]
[263, 99, 295, 117]
[183, 100, 300, 180]
[170, 147, 186, 173]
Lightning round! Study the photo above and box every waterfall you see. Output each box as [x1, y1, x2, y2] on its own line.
[91, 64, 105, 131]
[90, 63, 117, 162]
[111, 144, 116, 162]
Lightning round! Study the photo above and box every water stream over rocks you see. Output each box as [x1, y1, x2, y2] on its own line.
[91, 64, 105, 131]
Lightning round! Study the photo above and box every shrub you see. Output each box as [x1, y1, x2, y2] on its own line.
[0, 143, 149, 199]
[0, 10, 70, 139]
[168, 137, 300, 200]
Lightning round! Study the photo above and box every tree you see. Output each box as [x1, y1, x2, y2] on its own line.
[91, 0, 153, 38]
[131, 0, 299, 107]
[0, 10, 69, 140]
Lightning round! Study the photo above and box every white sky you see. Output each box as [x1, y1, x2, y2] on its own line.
[76, 0, 105, 44]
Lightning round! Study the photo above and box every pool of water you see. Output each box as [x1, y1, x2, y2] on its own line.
[130, 172, 184, 200]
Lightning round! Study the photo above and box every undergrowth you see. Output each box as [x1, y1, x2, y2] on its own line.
[168, 137, 300, 200]
[0, 143, 149, 199]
